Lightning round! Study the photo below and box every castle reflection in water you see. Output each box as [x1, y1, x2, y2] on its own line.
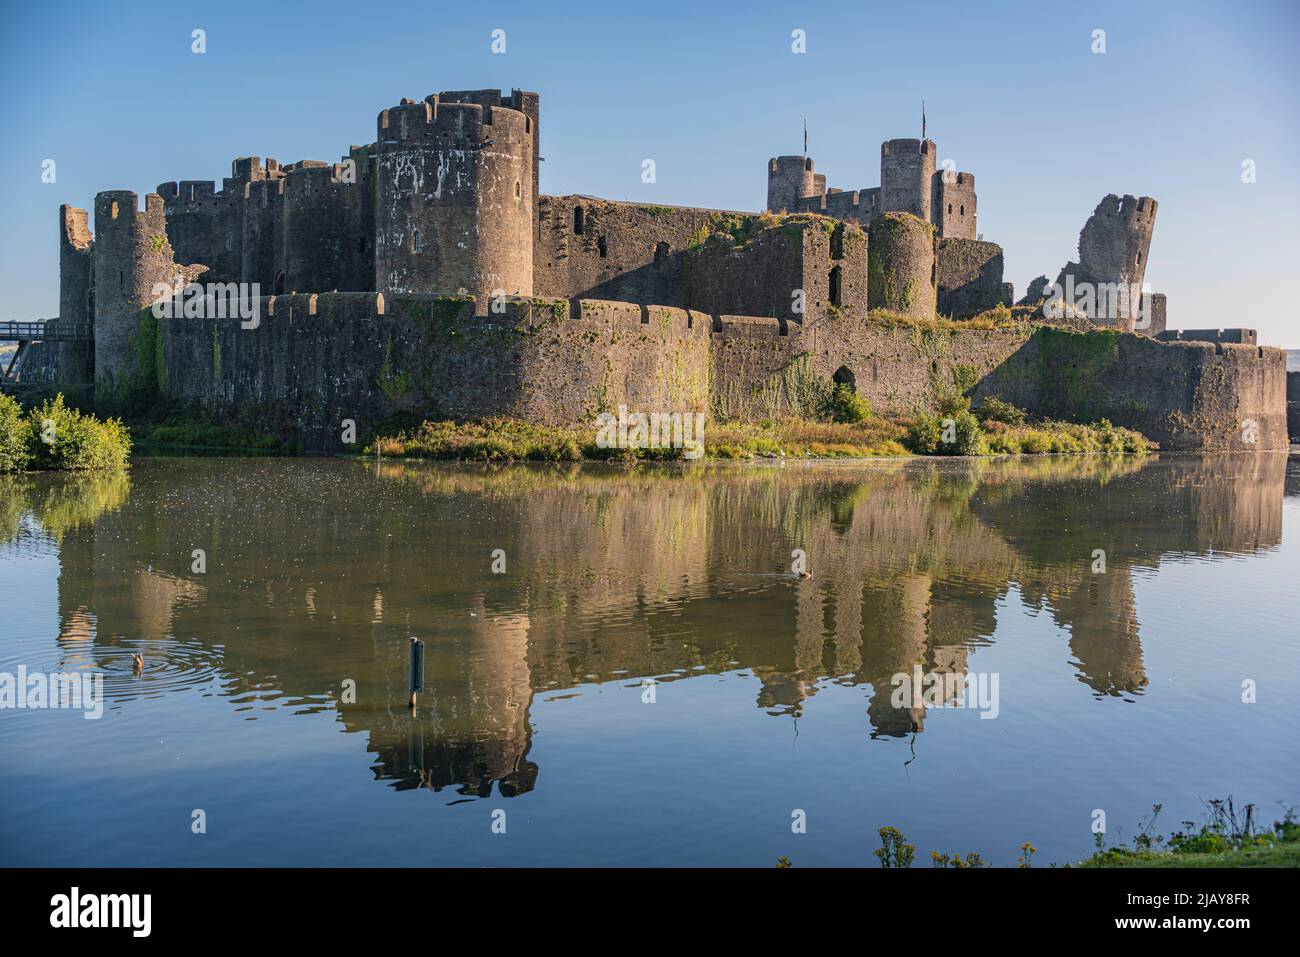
[4, 453, 1289, 799]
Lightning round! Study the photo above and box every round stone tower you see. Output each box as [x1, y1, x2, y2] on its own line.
[374, 93, 533, 313]
[879, 138, 935, 222]
[868, 212, 936, 317]
[766, 155, 818, 213]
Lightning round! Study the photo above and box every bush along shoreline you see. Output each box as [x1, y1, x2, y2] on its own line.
[0, 393, 131, 472]
[775, 799, 1300, 868]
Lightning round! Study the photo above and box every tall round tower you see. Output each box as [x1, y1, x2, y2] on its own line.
[375, 94, 533, 313]
[880, 139, 935, 222]
[766, 155, 817, 213]
[91, 190, 178, 402]
[868, 212, 936, 318]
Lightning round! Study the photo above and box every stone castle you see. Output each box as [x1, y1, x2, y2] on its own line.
[13, 87, 1290, 451]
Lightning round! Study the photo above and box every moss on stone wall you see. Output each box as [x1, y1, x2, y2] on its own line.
[1036, 326, 1121, 418]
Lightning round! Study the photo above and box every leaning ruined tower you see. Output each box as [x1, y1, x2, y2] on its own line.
[374, 92, 535, 313]
[1056, 194, 1158, 330]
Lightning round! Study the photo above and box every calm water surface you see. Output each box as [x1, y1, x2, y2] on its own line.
[1, 454, 1297, 866]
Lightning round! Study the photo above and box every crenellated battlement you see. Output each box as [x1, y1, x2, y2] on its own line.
[283, 162, 349, 193]
[1100, 193, 1158, 223]
[230, 156, 282, 183]
[377, 95, 531, 151]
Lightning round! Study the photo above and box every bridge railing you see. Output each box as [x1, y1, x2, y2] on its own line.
[0, 320, 94, 341]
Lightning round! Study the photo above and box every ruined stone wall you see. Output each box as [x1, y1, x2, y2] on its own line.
[56, 204, 94, 383]
[708, 316, 809, 420]
[797, 186, 880, 227]
[91, 190, 192, 407]
[936, 238, 1006, 318]
[1288, 371, 1300, 440]
[1157, 328, 1256, 345]
[711, 316, 1287, 450]
[534, 196, 723, 307]
[156, 180, 223, 277]
[282, 163, 369, 293]
[157, 294, 710, 448]
[684, 217, 866, 324]
[868, 212, 935, 317]
[1022, 329, 1287, 450]
[932, 172, 977, 240]
[710, 314, 1035, 421]
[1140, 292, 1167, 336]
[157, 156, 279, 284]
[1053, 194, 1157, 330]
[242, 178, 286, 293]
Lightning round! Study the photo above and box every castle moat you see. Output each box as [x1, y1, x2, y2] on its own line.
[2, 453, 1298, 866]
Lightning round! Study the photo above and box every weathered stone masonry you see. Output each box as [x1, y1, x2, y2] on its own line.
[15, 84, 1289, 453]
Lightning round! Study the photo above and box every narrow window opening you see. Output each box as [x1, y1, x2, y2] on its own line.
[960, 205, 965, 216]
[948, 203, 953, 215]
[597, 236, 608, 258]
[573, 205, 584, 235]
[515, 180, 521, 198]
[412, 230, 423, 253]
[110, 202, 119, 219]
[829, 266, 842, 307]
[358, 235, 368, 254]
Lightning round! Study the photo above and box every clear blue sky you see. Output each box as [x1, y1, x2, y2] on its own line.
[2, 0, 1297, 344]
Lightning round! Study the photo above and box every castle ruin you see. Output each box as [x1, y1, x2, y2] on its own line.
[10, 87, 1290, 452]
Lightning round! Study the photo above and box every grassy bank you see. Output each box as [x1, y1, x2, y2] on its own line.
[1, 393, 130, 472]
[775, 799, 1300, 868]
[365, 416, 913, 461]
[364, 405, 1151, 464]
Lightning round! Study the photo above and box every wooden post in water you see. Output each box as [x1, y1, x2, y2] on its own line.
[408, 637, 424, 710]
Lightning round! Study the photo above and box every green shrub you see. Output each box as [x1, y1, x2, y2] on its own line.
[826, 382, 872, 423]
[24, 395, 131, 471]
[976, 396, 1027, 425]
[944, 409, 984, 455]
[0, 393, 31, 472]
[1019, 432, 1051, 454]
[907, 402, 983, 456]
[904, 412, 942, 454]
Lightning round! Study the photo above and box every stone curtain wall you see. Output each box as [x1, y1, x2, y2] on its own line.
[158, 293, 710, 448]
[936, 238, 1008, 318]
[713, 319, 1287, 450]
[150, 292, 1287, 452]
[534, 196, 724, 307]
[1027, 330, 1287, 451]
